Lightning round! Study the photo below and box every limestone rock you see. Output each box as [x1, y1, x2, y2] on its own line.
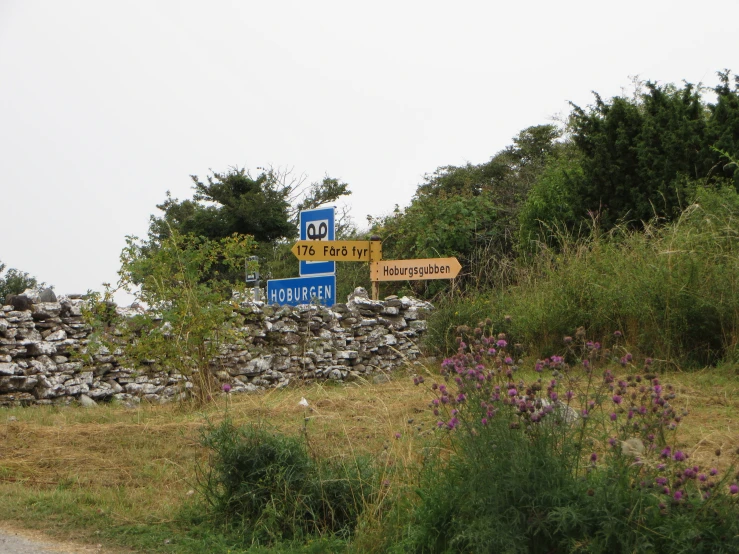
[39, 288, 58, 303]
[78, 394, 97, 407]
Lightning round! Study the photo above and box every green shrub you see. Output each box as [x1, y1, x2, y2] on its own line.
[197, 420, 377, 546]
[423, 293, 495, 356]
[388, 329, 739, 553]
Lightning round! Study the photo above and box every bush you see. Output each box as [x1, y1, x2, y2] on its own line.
[197, 420, 377, 546]
[390, 329, 739, 553]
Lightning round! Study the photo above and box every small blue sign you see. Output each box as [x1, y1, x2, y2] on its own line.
[267, 274, 336, 307]
[300, 207, 335, 276]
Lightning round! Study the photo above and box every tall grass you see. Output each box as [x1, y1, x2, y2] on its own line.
[427, 187, 739, 367]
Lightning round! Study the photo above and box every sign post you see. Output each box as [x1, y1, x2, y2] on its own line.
[299, 207, 335, 277]
[370, 257, 462, 282]
[245, 255, 260, 301]
[291, 240, 382, 262]
[266, 274, 336, 307]
[370, 236, 382, 300]
[271, 207, 463, 306]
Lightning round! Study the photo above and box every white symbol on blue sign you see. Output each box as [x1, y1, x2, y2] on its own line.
[300, 207, 335, 276]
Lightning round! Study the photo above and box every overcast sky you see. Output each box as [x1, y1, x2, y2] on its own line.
[1, 0, 737, 303]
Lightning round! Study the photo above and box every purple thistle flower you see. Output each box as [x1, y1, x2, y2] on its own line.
[699, 474, 707, 482]
[613, 330, 622, 337]
[395, 432, 401, 439]
[221, 383, 231, 393]
[488, 348, 496, 355]
[582, 359, 590, 369]
[612, 395, 623, 405]
[657, 463, 666, 470]
[673, 450, 687, 462]
[710, 468, 718, 476]
[660, 447, 671, 459]
[508, 388, 517, 397]
[590, 453, 598, 462]
[673, 491, 683, 501]
[504, 356, 513, 365]
[481, 417, 488, 425]
[610, 412, 617, 421]
[608, 438, 617, 446]
[730, 484, 739, 495]
[496, 339, 507, 348]
[566, 390, 574, 401]
[656, 477, 668, 486]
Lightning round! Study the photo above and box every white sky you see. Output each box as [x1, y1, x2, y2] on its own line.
[1, 0, 737, 303]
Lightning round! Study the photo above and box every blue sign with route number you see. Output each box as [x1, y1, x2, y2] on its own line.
[299, 207, 335, 276]
[266, 274, 336, 306]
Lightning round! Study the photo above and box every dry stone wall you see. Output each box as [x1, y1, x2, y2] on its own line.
[0, 288, 432, 407]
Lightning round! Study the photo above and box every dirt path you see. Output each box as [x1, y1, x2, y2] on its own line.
[0, 525, 107, 554]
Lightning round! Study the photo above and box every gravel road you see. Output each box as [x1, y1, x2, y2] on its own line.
[0, 525, 105, 554]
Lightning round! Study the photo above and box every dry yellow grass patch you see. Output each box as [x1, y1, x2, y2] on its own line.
[0, 363, 737, 549]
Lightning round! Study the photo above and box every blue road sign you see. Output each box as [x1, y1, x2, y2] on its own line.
[300, 207, 335, 276]
[267, 274, 336, 307]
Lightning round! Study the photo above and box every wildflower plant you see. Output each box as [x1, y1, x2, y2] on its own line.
[396, 323, 739, 553]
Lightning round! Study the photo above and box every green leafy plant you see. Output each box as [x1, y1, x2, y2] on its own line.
[197, 419, 378, 546]
[87, 230, 256, 404]
[0, 261, 43, 303]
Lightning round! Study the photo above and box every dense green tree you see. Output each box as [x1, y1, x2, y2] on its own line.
[0, 261, 42, 303]
[704, 70, 739, 186]
[568, 73, 739, 230]
[518, 144, 585, 249]
[140, 166, 351, 287]
[372, 125, 561, 295]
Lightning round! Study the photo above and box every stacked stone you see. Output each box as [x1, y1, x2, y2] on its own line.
[0, 288, 432, 407]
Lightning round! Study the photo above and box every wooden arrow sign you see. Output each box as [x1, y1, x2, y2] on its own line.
[291, 240, 381, 262]
[371, 258, 462, 281]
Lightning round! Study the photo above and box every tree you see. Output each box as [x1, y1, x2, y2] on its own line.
[141, 166, 351, 286]
[568, 74, 739, 230]
[372, 125, 561, 295]
[0, 261, 42, 303]
[518, 144, 586, 249]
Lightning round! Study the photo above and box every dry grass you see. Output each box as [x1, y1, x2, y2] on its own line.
[0, 362, 737, 552]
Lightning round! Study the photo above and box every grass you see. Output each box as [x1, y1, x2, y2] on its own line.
[0, 373, 436, 553]
[0, 361, 737, 552]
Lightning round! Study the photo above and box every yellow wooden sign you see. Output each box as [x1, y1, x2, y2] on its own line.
[371, 258, 462, 281]
[291, 240, 382, 262]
